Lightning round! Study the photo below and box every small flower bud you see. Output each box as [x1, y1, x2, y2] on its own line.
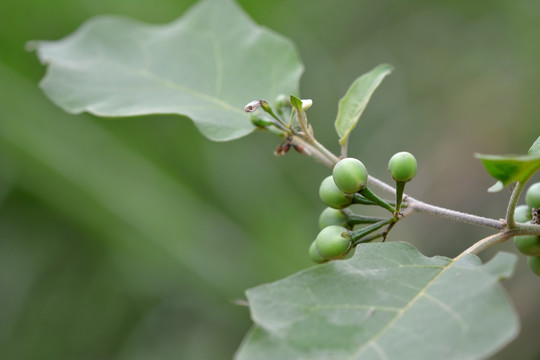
[244, 100, 262, 112]
[301, 99, 313, 110]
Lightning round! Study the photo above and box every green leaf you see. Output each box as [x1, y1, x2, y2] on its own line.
[529, 136, 540, 155]
[289, 94, 308, 134]
[335, 64, 393, 145]
[475, 153, 540, 192]
[30, 0, 303, 141]
[235, 242, 518, 360]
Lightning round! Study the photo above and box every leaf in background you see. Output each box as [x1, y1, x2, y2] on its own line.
[0, 63, 257, 298]
[475, 153, 540, 192]
[235, 242, 518, 360]
[30, 0, 303, 141]
[335, 64, 393, 145]
[529, 136, 540, 155]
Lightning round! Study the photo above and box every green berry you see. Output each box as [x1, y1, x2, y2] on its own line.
[514, 204, 532, 223]
[309, 241, 327, 264]
[319, 176, 353, 209]
[527, 256, 540, 276]
[314, 225, 352, 259]
[526, 182, 540, 210]
[388, 152, 417, 182]
[319, 207, 349, 230]
[332, 158, 368, 194]
[514, 235, 540, 256]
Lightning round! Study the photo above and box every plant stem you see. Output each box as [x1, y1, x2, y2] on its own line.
[352, 233, 384, 246]
[457, 232, 513, 257]
[347, 213, 386, 225]
[350, 219, 395, 242]
[394, 181, 405, 214]
[340, 137, 349, 159]
[360, 188, 395, 214]
[506, 181, 525, 228]
[368, 175, 397, 195]
[352, 193, 376, 205]
[311, 138, 340, 164]
[290, 136, 334, 168]
[407, 200, 504, 230]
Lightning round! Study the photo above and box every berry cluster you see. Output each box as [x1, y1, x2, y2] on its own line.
[309, 153, 417, 263]
[514, 182, 540, 275]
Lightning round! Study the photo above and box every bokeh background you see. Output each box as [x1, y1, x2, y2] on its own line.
[1, 0, 539, 359]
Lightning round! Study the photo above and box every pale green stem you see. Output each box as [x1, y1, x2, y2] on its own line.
[340, 137, 349, 159]
[457, 232, 512, 258]
[506, 181, 526, 229]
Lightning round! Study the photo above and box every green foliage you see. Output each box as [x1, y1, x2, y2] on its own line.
[236, 242, 518, 360]
[332, 157, 368, 194]
[19, 0, 540, 358]
[475, 153, 540, 192]
[335, 64, 393, 145]
[30, 0, 303, 141]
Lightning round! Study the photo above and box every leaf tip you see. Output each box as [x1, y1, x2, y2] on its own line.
[289, 95, 302, 109]
[488, 181, 504, 193]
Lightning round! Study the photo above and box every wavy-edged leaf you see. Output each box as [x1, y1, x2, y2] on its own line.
[475, 153, 540, 192]
[529, 136, 540, 155]
[31, 0, 303, 141]
[235, 242, 518, 360]
[335, 64, 393, 145]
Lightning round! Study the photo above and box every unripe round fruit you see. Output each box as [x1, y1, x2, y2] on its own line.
[319, 207, 349, 230]
[309, 241, 327, 264]
[332, 158, 368, 194]
[314, 225, 352, 260]
[526, 182, 540, 210]
[388, 152, 417, 182]
[527, 256, 540, 276]
[514, 204, 532, 223]
[319, 176, 353, 209]
[514, 235, 540, 256]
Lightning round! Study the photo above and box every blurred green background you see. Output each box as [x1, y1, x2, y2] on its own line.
[1, 0, 539, 359]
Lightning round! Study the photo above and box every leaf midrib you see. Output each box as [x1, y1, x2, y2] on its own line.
[347, 257, 458, 360]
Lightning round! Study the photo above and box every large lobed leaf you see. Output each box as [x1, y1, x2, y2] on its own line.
[31, 0, 303, 141]
[335, 64, 393, 145]
[235, 242, 518, 360]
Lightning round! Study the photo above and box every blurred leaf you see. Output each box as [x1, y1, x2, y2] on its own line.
[334, 64, 393, 146]
[30, 0, 303, 141]
[0, 63, 257, 298]
[235, 242, 518, 360]
[475, 153, 540, 192]
[529, 136, 540, 155]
